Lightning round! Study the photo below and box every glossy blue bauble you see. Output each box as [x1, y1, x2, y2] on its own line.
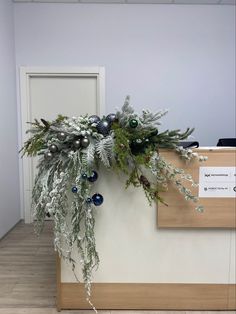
[106, 113, 117, 123]
[92, 193, 104, 206]
[96, 120, 111, 136]
[71, 186, 78, 193]
[88, 171, 98, 183]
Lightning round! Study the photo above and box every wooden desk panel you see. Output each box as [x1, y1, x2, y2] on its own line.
[158, 148, 236, 228]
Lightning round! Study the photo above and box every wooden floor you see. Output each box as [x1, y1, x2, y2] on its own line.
[0, 221, 234, 314]
[0, 221, 55, 309]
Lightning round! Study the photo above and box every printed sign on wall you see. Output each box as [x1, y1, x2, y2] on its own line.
[199, 167, 236, 198]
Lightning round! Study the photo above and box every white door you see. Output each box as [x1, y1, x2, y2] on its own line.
[19, 67, 105, 223]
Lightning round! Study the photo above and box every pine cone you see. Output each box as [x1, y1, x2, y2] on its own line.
[139, 175, 150, 188]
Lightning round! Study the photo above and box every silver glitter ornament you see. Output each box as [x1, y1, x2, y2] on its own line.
[44, 151, 53, 160]
[73, 139, 81, 149]
[80, 137, 90, 148]
[49, 144, 58, 153]
[89, 115, 100, 124]
[57, 132, 66, 141]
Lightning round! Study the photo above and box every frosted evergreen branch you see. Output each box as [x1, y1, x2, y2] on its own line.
[21, 96, 206, 312]
[95, 135, 114, 167]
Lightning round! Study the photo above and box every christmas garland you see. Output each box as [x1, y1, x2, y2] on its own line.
[21, 96, 207, 311]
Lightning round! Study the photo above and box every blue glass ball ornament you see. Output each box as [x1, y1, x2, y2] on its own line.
[88, 171, 98, 183]
[71, 186, 78, 193]
[89, 115, 100, 125]
[92, 193, 104, 206]
[81, 173, 87, 179]
[130, 138, 144, 155]
[96, 120, 111, 136]
[106, 113, 117, 123]
[86, 197, 93, 204]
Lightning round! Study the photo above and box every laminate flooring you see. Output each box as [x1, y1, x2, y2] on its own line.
[0, 221, 234, 314]
[0, 221, 55, 309]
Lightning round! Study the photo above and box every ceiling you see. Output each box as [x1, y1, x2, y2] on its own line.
[12, 0, 236, 5]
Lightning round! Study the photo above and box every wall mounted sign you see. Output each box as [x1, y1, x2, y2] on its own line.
[199, 167, 236, 198]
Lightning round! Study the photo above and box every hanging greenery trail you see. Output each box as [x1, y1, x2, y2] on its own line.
[21, 96, 207, 310]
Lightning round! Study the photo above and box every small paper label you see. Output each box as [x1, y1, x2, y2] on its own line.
[199, 167, 236, 198]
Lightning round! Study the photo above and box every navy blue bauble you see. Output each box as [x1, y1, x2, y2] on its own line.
[86, 197, 92, 204]
[89, 115, 100, 125]
[92, 193, 104, 206]
[106, 113, 117, 123]
[71, 186, 78, 193]
[88, 171, 98, 183]
[130, 138, 145, 155]
[81, 173, 87, 180]
[96, 120, 111, 136]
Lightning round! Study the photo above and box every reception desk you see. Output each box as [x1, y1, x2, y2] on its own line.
[57, 147, 236, 311]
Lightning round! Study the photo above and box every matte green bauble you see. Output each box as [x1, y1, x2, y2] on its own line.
[129, 118, 138, 128]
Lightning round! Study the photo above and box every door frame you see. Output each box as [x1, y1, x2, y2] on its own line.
[19, 66, 105, 223]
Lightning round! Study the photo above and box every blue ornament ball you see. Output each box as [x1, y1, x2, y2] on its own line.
[106, 113, 117, 123]
[96, 120, 111, 136]
[71, 186, 78, 193]
[88, 171, 98, 183]
[92, 193, 104, 206]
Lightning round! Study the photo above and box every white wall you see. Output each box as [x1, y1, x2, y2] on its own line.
[0, 0, 21, 238]
[13, 3, 235, 146]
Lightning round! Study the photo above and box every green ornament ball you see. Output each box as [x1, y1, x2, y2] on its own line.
[129, 118, 138, 128]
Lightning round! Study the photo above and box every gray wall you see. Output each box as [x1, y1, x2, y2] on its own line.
[14, 3, 235, 145]
[0, 0, 21, 238]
